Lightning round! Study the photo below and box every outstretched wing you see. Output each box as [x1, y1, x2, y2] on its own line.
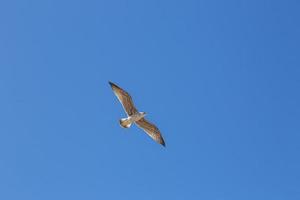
[135, 118, 166, 147]
[109, 81, 138, 116]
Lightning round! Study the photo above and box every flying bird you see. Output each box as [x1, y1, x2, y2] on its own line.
[109, 81, 166, 147]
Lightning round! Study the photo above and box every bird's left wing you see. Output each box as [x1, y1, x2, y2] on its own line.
[135, 118, 166, 147]
[109, 81, 138, 116]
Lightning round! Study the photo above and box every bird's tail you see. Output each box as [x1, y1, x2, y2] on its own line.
[119, 118, 132, 128]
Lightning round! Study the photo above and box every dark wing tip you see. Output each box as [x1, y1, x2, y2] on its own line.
[108, 81, 121, 90]
[160, 139, 166, 147]
[108, 81, 115, 87]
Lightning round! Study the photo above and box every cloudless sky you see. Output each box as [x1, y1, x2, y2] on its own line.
[1, 0, 300, 199]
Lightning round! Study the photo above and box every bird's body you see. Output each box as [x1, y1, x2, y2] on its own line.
[119, 112, 146, 128]
[109, 81, 166, 147]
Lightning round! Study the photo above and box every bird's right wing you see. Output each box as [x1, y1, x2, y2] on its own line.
[109, 81, 138, 116]
[135, 118, 166, 147]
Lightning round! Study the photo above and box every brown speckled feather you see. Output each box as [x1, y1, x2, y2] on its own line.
[135, 118, 166, 147]
[109, 81, 138, 116]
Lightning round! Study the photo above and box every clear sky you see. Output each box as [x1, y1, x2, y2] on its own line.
[1, 0, 299, 199]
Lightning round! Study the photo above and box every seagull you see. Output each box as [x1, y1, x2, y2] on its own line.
[109, 81, 166, 147]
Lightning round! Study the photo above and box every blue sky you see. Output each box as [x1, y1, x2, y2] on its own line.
[1, 0, 300, 199]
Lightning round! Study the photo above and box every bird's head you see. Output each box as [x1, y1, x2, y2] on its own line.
[140, 112, 147, 116]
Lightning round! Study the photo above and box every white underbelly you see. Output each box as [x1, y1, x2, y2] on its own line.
[128, 113, 144, 122]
